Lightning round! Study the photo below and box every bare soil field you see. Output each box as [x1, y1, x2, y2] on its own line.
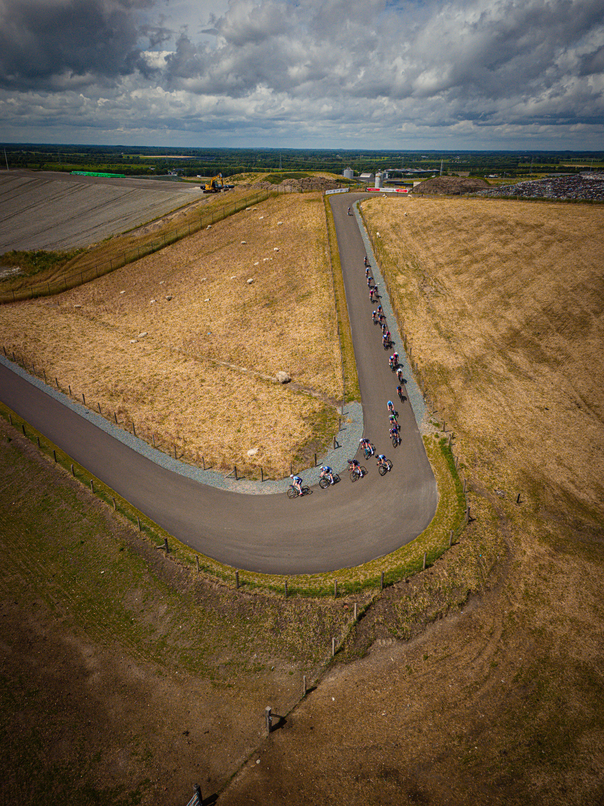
[0, 170, 203, 253]
[0, 192, 343, 477]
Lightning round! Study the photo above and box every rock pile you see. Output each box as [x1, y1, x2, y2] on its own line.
[477, 174, 604, 202]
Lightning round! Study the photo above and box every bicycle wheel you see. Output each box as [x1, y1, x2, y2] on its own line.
[319, 477, 330, 489]
[379, 464, 387, 476]
[333, 473, 340, 484]
[350, 469, 359, 482]
[287, 485, 297, 498]
[386, 460, 393, 472]
[392, 436, 398, 448]
[360, 466, 368, 476]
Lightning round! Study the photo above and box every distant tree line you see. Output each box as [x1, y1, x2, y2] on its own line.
[2, 144, 602, 180]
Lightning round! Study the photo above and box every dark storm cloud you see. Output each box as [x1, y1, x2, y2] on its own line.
[0, 0, 152, 90]
[1, 0, 603, 148]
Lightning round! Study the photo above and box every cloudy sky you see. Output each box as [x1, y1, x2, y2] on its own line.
[0, 0, 603, 149]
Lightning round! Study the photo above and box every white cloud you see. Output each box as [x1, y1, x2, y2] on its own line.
[1, 0, 603, 147]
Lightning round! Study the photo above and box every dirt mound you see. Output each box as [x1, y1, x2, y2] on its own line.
[412, 176, 490, 195]
[252, 176, 343, 192]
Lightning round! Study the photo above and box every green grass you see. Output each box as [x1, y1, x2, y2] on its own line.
[0, 248, 84, 279]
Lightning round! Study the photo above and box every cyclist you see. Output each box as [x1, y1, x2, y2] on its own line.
[372, 310, 379, 324]
[347, 458, 363, 478]
[290, 473, 304, 496]
[359, 437, 373, 457]
[388, 413, 399, 427]
[364, 255, 369, 267]
[387, 400, 395, 414]
[320, 465, 335, 485]
[377, 454, 390, 470]
[397, 367, 405, 383]
[389, 353, 397, 370]
[396, 384, 405, 401]
[348, 206, 352, 215]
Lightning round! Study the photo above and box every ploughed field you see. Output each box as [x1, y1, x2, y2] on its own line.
[0, 170, 203, 252]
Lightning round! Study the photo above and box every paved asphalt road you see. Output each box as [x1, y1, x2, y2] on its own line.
[0, 192, 437, 574]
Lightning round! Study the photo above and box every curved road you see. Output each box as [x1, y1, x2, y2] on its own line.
[0, 193, 437, 574]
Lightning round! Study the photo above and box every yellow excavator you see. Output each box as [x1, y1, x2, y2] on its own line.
[203, 173, 225, 193]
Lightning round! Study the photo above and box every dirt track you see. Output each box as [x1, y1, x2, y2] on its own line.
[0, 170, 203, 252]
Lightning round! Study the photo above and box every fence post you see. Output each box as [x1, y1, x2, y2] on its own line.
[265, 706, 272, 734]
[235, 570, 239, 589]
[380, 571, 384, 590]
[164, 537, 170, 553]
[334, 580, 338, 598]
[423, 552, 426, 570]
[196, 555, 200, 573]
[90, 479, 94, 493]
[332, 637, 336, 657]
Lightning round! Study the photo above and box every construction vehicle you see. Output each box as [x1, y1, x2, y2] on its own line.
[203, 173, 225, 193]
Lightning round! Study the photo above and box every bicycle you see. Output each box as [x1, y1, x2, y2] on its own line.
[350, 464, 367, 482]
[287, 484, 311, 498]
[391, 432, 401, 448]
[319, 473, 340, 489]
[362, 443, 375, 459]
[378, 459, 393, 475]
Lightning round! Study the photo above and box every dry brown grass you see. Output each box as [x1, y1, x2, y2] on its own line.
[363, 196, 604, 521]
[0, 193, 343, 478]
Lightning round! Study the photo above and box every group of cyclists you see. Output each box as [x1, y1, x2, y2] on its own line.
[288, 251, 403, 497]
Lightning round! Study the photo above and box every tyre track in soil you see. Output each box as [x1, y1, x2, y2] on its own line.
[0, 192, 437, 575]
